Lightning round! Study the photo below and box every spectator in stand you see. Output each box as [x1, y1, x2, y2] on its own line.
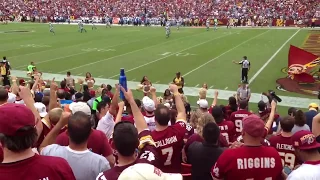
[305, 103, 318, 130]
[197, 99, 209, 113]
[96, 85, 118, 139]
[211, 114, 283, 180]
[224, 96, 238, 120]
[59, 80, 70, 92]
[0, 87, 8, 105]
[151, 84, 187, 173]
[142, 96, 156, 131]
[185, 112, 228, 156]
[92, 88, 108, 113]
[286, 130, 320, 179]
[258, 100, 281, 133]
[40, 111, 111, 180]
[229, 100, 252, 138]
[288, 107, 297, 117]
[292, 110, 310, 134]
[187, 122, 225, 180]
[269, 116, 298, 169]
[0, 103, 75, 178]
[106, 84, 114, 99]
[212, 106, 236, 144]
[96, 86, 160, 180]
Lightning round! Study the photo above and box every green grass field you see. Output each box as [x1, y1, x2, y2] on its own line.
[1, 23, 319, 115]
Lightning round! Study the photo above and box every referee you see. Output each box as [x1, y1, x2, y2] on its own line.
[233, 56, 250, 83]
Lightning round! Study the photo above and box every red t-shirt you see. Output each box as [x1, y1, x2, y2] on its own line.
[35, 121, 67, 148]
[211, 146, 283, 180]
[269, 134, 299, 169]
[151, 120, 187, 173]
[96, 130, 160, 180]
[56, 129, 112, 157]
[217, 120, 236, 144]
[229, 109, 252, 137]
[0, 154, 76, 180]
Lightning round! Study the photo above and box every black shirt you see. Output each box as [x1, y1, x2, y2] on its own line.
[187, 142, 225, 180]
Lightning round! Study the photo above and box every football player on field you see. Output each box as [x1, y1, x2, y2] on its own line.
[211, 113, 283, 180]
[151, 84, 187, 173]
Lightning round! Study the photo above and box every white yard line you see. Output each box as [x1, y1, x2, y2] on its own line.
[10, 69, 318, 108]
[57, 30, 211, 73]
[209, 85, 214, 89]
[195, 84, 199, 87]
[248, 29, 301, 85]
[183, 30, 270, 77]
[107, 32, 238, 78]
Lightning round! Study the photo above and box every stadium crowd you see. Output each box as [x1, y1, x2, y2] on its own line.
[1, 56, 320, 180]
[0, 0, 319, 22]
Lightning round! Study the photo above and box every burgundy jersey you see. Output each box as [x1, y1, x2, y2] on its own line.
[151, 120, 187, 173]
[96, 130, 159, 180]
[269, 134, 298, 169]
[56, 129, 112, 157]
[217, 120, 236, 144]
[211, 146, 283, 180]
[0, 154, 75, 180]
[229, 110, 252, 137]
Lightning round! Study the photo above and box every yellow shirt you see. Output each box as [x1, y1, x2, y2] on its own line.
[0, 66, 6, 76]
[174, 77, 182, 89]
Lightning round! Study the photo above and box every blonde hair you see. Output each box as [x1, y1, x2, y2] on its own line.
[49, 108, 63, 125]
[190, 109, 203, 129]
[196, 112, 215, 138]
[199, 88, 207, 99]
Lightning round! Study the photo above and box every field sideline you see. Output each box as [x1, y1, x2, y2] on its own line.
[1, 23, 319, 110]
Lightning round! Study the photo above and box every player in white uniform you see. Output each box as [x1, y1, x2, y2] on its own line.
[92, 21, 97, 30]
[106, 16, 111, 28]
[49, 22, 55, 35]
[176, 17, 182, 30]
[79, 21, 87, 33]
[165, 21, 171, 38]
[206, 18, 210, 31]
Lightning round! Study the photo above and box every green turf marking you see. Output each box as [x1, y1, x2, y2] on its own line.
[11, 70, 318, 108]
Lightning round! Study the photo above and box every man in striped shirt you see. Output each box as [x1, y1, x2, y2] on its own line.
[233, 56, 250, 83]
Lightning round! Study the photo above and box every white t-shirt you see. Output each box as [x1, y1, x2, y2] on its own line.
[96, 112, 115, 139]
[144, 115, 156, 131]
[288, 161, 320, 180]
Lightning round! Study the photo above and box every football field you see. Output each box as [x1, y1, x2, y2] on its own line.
[1, 23, 319, 113]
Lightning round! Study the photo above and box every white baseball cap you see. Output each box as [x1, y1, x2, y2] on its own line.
[7, 93, 16, 103]
[118, 163, 183, 180]
[197, 99, 208, 109]
[142, 96, 155, 112]
[34, 102, 47, 117]
[69, 102, 91, 116]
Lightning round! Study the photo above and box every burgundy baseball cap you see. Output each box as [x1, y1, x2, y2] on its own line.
[243, 115, 265, 137]
[291, 130, 320, 150]
[0, 103, 35, 136]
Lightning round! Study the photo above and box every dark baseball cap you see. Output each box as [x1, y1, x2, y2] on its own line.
[75, 92, 83, 99]
[0, 104, 35, 136]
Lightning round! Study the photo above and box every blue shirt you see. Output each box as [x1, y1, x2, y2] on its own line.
[59, 99, 73, 109]
[305, 110, 318, 130]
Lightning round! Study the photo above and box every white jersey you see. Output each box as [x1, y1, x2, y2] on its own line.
[288, 162, 320, 180]
[144, 115, 156, 131]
